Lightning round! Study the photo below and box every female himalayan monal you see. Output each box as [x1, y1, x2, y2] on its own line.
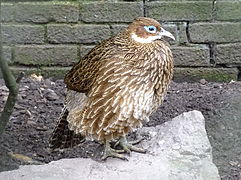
[49, 17, 175, 160]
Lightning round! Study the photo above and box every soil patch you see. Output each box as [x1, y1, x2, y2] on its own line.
[0, 76, 240, 179]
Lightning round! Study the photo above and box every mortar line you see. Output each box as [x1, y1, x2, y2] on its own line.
[212, 0, 217, 22]
[209, 43, 216, 66]
[185, 21, 191, 43]
[143, 0, 146, 17]
[238, 67, 241, 81]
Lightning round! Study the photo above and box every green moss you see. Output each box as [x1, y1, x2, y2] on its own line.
[40, 67, 70, 79]
[147, 1, 212, 21]
[0, 66, 70, 80]
[174, 68, 238, 82]
[16, 54, 35, 65]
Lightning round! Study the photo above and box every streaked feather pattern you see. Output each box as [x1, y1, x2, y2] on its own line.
[50, 17, 174, 149]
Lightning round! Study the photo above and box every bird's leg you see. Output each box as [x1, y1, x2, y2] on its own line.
[101, 140, 128, 161]
[116, 136, 146, 155]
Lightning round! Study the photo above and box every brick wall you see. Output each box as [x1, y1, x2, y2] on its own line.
[1, 0, 241, 82]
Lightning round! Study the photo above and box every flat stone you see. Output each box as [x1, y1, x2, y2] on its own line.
[15, 2, 79, 23]
[0, 111, 220, 180]
[172, 45, 210, 66]
[14, 45, 79, 66]
[1, 3, 15, 22]
[215, 1, 241, 21]
[80, 2, 144, 23]
[80, 45, 94, 58]
[47, 24, 111, 44]
[110, 24, 128, 35]
[146, 1, 212, 21]
[2, 25, 45, 45]
[215, 43, 241, 66]
[189, 22, 241, 43]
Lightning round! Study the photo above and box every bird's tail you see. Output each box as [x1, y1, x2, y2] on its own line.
[49, 107, 85, 150]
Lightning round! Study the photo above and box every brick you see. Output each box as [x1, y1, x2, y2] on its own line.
[146, 1, 212, 21]
[0, 67, 70, 80]
[215, 1, 241, 21]
[110, 24, 128, 36]
[15, 2, 79, 23]
[215, 43, 241, 66]
[1, 3, 15, 22]
[148, 0, 211, 2]
[47, 24, 111, 44]
[178, 23, 188, 44]
[118, 0, 142, 1]
[174, 68, 238, 82]
[80, 2, 143, 23]
[0, 67, 38, 79]
[172, 46, 210, 67]
[80, 45, 95, 58]
[189, 22, 241, 43]
[80, 45, 210, 67]
[40, 67, 70, 79]
[2, 25, 45, 44]
[3, 46, 12, 64]
[13, 45, 79, 66]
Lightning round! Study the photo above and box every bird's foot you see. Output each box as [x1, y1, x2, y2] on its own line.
[101, 141, 127, 161]
[115, 136, 146, 155]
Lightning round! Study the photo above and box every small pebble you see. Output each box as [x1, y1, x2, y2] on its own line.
[199, 79, 207, 85]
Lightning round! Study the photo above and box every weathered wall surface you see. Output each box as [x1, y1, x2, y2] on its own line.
[1, 0, 241, 82]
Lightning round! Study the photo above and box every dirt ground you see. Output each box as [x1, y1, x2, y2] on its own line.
[0, 76, 241, 180]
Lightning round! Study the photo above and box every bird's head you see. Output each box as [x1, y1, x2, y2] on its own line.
[127, 17, 175, 44]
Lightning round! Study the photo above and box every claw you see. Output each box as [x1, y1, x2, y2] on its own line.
[101, 136, 146, 160]
[117, 136, 147, 154]
[101, 140, 128, 161]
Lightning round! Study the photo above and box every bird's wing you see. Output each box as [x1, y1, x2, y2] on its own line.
[64, 39, 113, 93]
[48, 106, 85, 149]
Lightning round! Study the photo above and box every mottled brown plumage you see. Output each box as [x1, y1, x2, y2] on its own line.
[49, 17, 174, 159]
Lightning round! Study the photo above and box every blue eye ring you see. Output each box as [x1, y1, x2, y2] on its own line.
[144, 25, 157, 33]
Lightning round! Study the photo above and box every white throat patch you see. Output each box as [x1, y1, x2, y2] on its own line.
[131, 33, 161, 43]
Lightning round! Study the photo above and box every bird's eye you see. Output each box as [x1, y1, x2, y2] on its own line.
[144, 25, 157, 33]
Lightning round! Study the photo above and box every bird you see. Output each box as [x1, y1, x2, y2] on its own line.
[49, 17, 175, 160]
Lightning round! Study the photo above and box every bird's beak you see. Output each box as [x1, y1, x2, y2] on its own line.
[159, 28, 175, 41]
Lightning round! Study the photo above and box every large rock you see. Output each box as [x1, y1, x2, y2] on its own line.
[0, 111, 220, 180]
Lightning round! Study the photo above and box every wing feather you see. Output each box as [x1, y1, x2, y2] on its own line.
[64, 38, 115, 93]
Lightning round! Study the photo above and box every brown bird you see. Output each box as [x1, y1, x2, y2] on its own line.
[49, 17, 175, 160]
